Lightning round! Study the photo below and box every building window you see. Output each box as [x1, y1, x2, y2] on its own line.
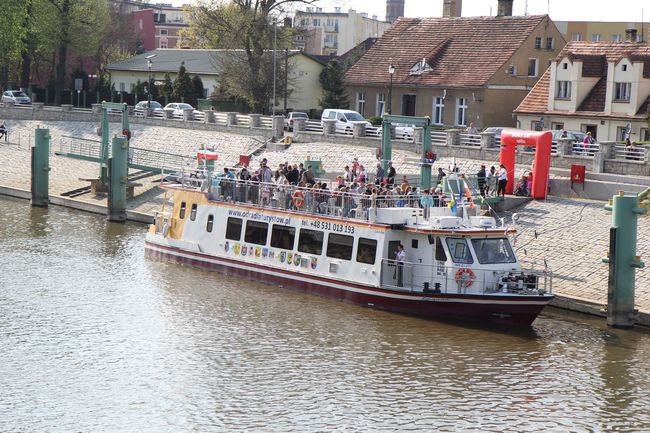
[160, 29, 168, 35]
[546, 37, 554, 50]
[591, 34, 601, 42]
[376, 93, 386, 116]
[244, 221, 268, 245]
[612, 34, 622, 42]
[356, 238, 377, 265]
[616, 126, 630, 141]
[534, 37, 542, 49]
[356, 92, 365, 115]
[527, 58, 538, 77]
[312, 18, 320, 26]
[326, 233, 354, 260]
[622, 64, 628, 72]
[614, 82, 631, 101]
[572, 33, 583, 41]
[563, 62, 568, 70]
[119, 82, 126, 92]
[433, 97, 444, 125]
[455, 97, 467, 127]
[556, 81, 571, 99]
[270, 225, 295, 250]
[298, 229, 324, 255]
[160, 40, 168, 48]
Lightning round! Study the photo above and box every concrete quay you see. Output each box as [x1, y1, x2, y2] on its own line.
[0, 120, 648, 326]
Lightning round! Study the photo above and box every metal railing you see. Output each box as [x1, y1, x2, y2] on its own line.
[614, 144, 644, 161]
[379, 259, 552, 295]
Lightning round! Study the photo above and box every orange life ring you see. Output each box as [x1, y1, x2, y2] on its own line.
[292, 190, 305, 209]
[454, 268, 475, 287]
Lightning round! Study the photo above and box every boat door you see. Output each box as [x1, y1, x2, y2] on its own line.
[431, 235, 449, 293]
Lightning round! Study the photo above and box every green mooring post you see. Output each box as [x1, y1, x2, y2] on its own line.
[107, 136, 128, 222]
[603, 191, 646, 328]
[31, 127, 51, 207]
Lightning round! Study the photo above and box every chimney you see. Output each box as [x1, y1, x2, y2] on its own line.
[443, 0, 462, 18]
[386, 0, 405, 24]
[497, 0, 513, 16]
[625, 28, 638, 42]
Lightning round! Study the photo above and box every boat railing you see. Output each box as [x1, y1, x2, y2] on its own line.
[161, 167, 455, 223]
[379, 259, 552, 296]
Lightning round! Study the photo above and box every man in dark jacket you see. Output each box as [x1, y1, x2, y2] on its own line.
[477, 165, 487, 197]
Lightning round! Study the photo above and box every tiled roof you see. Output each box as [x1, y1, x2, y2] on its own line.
[345, 15, 548, 88]
[578, 77, 607, 111]
[559, 41, 650, 63]
[514, 68, 550, 114]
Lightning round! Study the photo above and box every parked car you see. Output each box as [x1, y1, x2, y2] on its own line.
[164, 102, 196, 117]
[321, 109, 372, 134]
[482, 126, 524, 143]
[134, 100, 164, 116]
[395, 123, 415, 140]
[2, 90, 31, 105]
[551, 129, 586, 144]
[284, 112, 309, 130]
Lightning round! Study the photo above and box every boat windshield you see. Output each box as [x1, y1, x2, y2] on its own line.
[471, 238, 516, 264]
[445, 238, 473, 264]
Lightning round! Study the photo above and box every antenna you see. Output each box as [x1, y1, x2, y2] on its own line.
[525, 0, 528, 16]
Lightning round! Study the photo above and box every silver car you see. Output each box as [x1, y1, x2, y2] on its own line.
[134, 100, 164, 116]
[2, 90, 31, 105]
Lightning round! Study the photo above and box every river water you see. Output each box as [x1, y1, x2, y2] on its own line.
[1, 196, 650, 432]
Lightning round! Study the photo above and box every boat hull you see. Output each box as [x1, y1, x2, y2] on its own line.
[145, 241, 552, 326]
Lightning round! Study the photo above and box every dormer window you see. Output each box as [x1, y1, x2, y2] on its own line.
[556, 81, 571, 99]
[409, 58, 433, 75]
[622, 64, 627, 71]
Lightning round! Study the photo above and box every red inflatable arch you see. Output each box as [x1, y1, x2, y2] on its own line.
[499, 130, 552, 199]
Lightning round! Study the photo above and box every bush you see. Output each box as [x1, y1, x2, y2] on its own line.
[367, 115, 382, 126]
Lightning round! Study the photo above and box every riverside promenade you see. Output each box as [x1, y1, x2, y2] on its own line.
[1, 120, 648, 323]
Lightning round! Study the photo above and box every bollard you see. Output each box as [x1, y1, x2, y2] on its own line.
[31, 127, 51, 208]
[603, 191, 646, 328]
[107, 136, 128, 222]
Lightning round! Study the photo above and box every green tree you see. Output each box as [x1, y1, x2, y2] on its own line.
[172, 62, 195, 103]
[161, 73, 174, 98]
[319, 60, 349, 109]
[0, 0, 29, 88]
[192, 75, 205, 101]
[183, 0, 317, 112]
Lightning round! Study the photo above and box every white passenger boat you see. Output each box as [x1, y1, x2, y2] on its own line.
[145, 172, 553, 326]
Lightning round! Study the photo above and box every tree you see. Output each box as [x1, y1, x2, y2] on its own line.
[161, 74, 174, 99]
[183, 0, 317, 112]
[0, 0, 29, 88]
[172, 62, 195, 103]
[319, 60, 349, 109]
[192, 75, 205, 101]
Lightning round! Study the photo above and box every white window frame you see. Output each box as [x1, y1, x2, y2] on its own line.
[591, 34, 601, 42]
[527, 58, 538, 77]
[356, 92, 366, 115]
[534, 37, 542, 49]
[376, 93, 386, 116]
[612, 34, 622, 42]
[546, 37, 554, 50]
[572, 33, 583, 41]
[455, 97, 468, 127]
[556, 81, 571, 99]
[614, 82, 631, 101]
[433, 97, 444, 125]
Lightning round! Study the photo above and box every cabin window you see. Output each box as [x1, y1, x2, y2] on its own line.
[245, 221, 268, 245]
[225, 217, 242, 241]
[179, 202, 186, 219]
[326, 233, 354, 260]
[445, 238, 473, 264]
[298, 229, 324, 255]
[471, 238, 516, 264]
[411, 239, 418, 249]
[356, 238, 377, 265]
[206, 215, 214, 232]
[435, 237, 447, 262]
[189, 203, 197, 221]
[271, 224, 296, 250]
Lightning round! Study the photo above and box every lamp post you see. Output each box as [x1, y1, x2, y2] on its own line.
[145, 54, 157, 108]
[388, 62, 395, 115]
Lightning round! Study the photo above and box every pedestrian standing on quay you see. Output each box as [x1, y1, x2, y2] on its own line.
[497, 164, 508, 197]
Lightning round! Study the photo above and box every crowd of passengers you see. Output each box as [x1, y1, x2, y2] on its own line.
[203, 157, 459, 216]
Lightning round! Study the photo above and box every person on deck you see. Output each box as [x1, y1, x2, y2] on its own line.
[395, 244, 406, 287]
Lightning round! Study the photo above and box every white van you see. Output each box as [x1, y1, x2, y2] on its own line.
[321, 109, 372, 134]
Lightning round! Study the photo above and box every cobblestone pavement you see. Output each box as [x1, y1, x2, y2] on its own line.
[1, 120, 648, 311]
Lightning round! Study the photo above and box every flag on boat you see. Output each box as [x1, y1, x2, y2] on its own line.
[463, 179, 474, 209]
[197, 149, 218, 163]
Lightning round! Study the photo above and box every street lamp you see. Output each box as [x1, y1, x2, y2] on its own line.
[145, 54, 157, 108]
[387, 62, 395, 115]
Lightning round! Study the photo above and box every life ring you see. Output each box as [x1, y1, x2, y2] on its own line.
[292, 190, 305, 208]
[454, 268, 475, 287]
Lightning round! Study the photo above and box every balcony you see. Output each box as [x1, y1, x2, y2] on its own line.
[324, 41, 338, 49]
[325, 24, 339, 32]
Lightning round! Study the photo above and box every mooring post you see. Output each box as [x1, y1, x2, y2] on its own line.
[421, 121, 432, 191]
[100, 105, 109, 185]
[107, 135, 128, 222]
[603, 191, 646, 328]
[31, 127, 51, 208]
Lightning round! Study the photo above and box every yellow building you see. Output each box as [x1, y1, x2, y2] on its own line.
[555, 21, 648, 43]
